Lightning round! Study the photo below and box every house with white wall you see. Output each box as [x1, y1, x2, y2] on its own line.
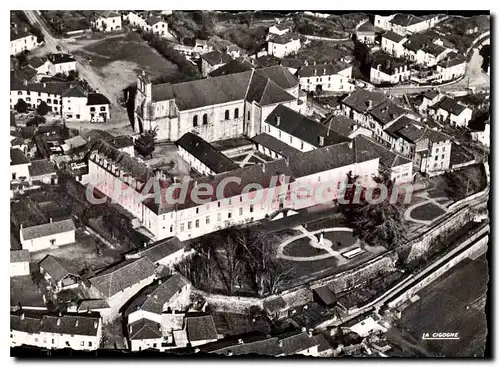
[419, 89, 441, 114]
[370, 55, 410, 85]
[267, 23, 291, 40]
[10, 250, 30, 277]
[374, 13, 441, 35]
[381, 31, 408, 58]
[11, 29, 40, 56]
[355, 20, 376, 44]
[436, 53, 467, 82]
[471, 120, 490, 148]
[297, 61, 354, 93]
[428, 96, 472, 128]
[200, 51, 233, 77]
[10, 311, 102, 351]
[144, 17, 169, 37]
[39, 255, 80, 292]
[268, 33, 301, 58]
[11, 148, 31, 182]
[48, 53, 77, 75]
[20, 218, 76, 252]
[125, 237, 187, 269]
[92, 11, 122, 32]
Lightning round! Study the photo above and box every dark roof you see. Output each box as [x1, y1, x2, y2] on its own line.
[98, 11, 121, 18]
[255, 65, 299, 90]
[11, 29, 33, 41]
[10, 311, 43, 334]
[11, 72, 74, 95]
[313, 286, 337, 306]
[77, 299, 110, 312]
[280, 331, 320, 355]
[382, 31, 405, 43]
[422, 128, 452, 143]
[280, 58, 304, 69]
[90, 257, 156, 298]
[38, 255, 79, 283]
[390, 13, 424, 26]
[10, 148, 30, 165]
[265, 105, 350, 147]
[48, 53, 76, 65]
[251, 133, 301, 158]
[357, 20, 375, 33]
[404, 34, 435, 53]
[10, 276, 46, 309]
[62, 85, 87, 98]
[423, 89, 440, 100]
[371, 53, 408, 75]
[211, 137, 253, 151]
[21, 219, 76, 241]
[247, 76, 296, 106]
[422, 43, 448, 57]
[200, 50, 233, 66]
[263, 296, 287, 314]
[297, 62, 351, 77]
[87, 93, 110, 106]
[384, 115, 424, 136]
[437, 53, 466, 68]
[127, 274, 190, 315]
[360, 136, 412, 169]
[269, 32, 300, 45]
[10, 249, 30, 263]
[28, 56, 49, 69]
[271, 23, 291, 31]
[431, 96, 468, 115]
[202, 333, 280, 356]
[129, 318, 162, 340]
[323, 114, 359, 137]
[28, 159, 56, 177]
[176, 133, 239, 174]
[106, 135, 134, 149]
[186, 315, 218, 342]
[41, 313, 101, 336]
[208, 59, 254, 77]
[146, 16, 165, 26]
[131, 237, 185, 264]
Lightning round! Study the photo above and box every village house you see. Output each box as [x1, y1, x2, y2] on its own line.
[19, 57, 53, 81]
[200, 50, 233, 77]
[47, 53, 77, 75]
[128, 318, 164, 351]
[267, 23, 291, 40]
[381, 31, 408, 58]
[435, 53, 467, 82]
[208, 59, 254, 78]
[133, 66, 301, 142]
[194, 39, 214, 54]
[355, 20, 376, 44]
[20, 218, 76, 252]
[267, 33, 301, 58]
[261, 104, 349, 152]
[144, 17, 169, 37]
[176, 133, 239, 175]
[29, 159, 57, 185]
[125, 237, 187, 269]
[428, 95, 472, 128]
[10, 311, 102, 351]
[340, 89, 409, 147]
[402, 34, 453, 66]
[92, 11, 122, 32]
[87, 93, 111, 122]
[69, 299, 112, 323]
[322, 114, 373, 140]
[419, 89, 442, 114]
[370, 55, 410, 85]
[10, 148, 31, 182]
[374, 13, 441, 36]
[11, 29, 39, 56]
[39, 255, 80, 293]
[251, 133, 301, 160]
[10, 249, 30, 277]
[297, 61, 354, 93]
[87, 257, 156, 322]
[470, 119, 490, 148]
[383, 115, 425, 156]
[185, 315, 219, 347]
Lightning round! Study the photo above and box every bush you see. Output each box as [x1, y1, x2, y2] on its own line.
[15, 99, 28, 113]
[36, 101, 50, 116]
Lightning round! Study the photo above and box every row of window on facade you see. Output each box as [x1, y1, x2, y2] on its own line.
[10, 334, 93, 347]
[192, 108, 241, 127]
[265, 125, 306, 150]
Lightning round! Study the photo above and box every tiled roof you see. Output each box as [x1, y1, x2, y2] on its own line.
[10, 148, 30, 165]
[313, 285, 337, 306]
[208, 59, 254, 77]
[390, 13, 424, 26]
[77, 299, 110, 312]
[146, 16, 165, 26]
[131, 237, 185, 264]
[422, 43, 448, 57]
[269, 32, 300, 45]
[186, 315, 218, 342]
[200, 50, 233, 66]
[106, 135, 134, 149]
[423, 89, 440, 100]
[89, 257, 156, 298]
[62, 85, 87, 98]
[251, 133, 301, 158]
[28, 56, 49, 69]
[279, 331, 320, 355]
[28, 159, 56, 177]
[255, 65, 299, 90]
[21, 219, 76, 241]
[176, 133, 239, 174]
[357, 20, 375, 33]
[11, 29, 33, 41]
[127, 274, 190, 315]
[360, 136, 412, 168]
[431, 96, 468, 116]
[99, 11, 121, 18]
[382, 31, 406, 43]
[265, 105, 350, 148]
[10, 249, 30, 263]
[263, 296, 287, 314]
[371, 53, 408, 75]
[129, 318, 162, 340]
[437, 53, 466, 68]
[65, 135, 88, 149]
[297, 61, 351, 77]
[384, 115, 424, 136]
[10, 311, 43, 334]
[48, 53, 76, 65]
[323, 114, 359, 137]
[38, 255, 79, 283]
[87, 93, 110, 106]
[202, 332, 281, 356]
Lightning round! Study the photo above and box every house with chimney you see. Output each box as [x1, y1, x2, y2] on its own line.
[133, 66, 301, 142]
[267, 33, 301, 58]
[87, 257, 156, 322]
[92, 11, 122, 32]
[370, 54, 410, 85]
[355, 20, 376, 44]
[20, 218, 76, 252]
[10, 29, 40, 56]
[47, 53, 77, 75]
[435, 52, 467, 82]
[39, 255, 81, 293]
[374, 13, 441, 36]
[427, 95, 472, 128]
[125, 237, 187, 269]
[10, 311, 102, 351]
[322, 114, 373, 140]
[381, 31, 408, 58]
[297, 61, 354, 92]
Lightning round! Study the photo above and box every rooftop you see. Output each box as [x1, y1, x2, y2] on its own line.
[87, 93, 110, 106]
[382, 31, 406, 44]
[431, 96, 468, 116]
[269, 32, 300, 45]
[186, 315, 218, 342]
[10, 249, 30, 263]
[357, 20, 375, 33]
[200, 50, 233, 66]
[48, 53, 76, 65]
[11, 276, 46, 309]
[251, 133, 301, 158]
[129, 237, 185, 264]
[208, 59, 254, 78]
[323, 114, 359, 137]
[21, 218, 76, 241]
[129, 318, 162, 340]
[297, 61, 351, 78]
[390, 13, 425, 27]
[28, 159, 57, 177]
[10, 148, 30, 166]
[38, 255, 79, 283]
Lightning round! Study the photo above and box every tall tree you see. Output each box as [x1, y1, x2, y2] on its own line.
[15, 99, 28, 113]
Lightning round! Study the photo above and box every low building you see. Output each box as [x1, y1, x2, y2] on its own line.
[11, 29, 39, 56]
[10, 311, 102, 350]
[322, 114, 372, 140]
[381, 31, 408, 58]
[28, 159, 57, 185]
[419, 89, 441, 114]
[70, 299, 112, 323]
[370, 55, 410, 85]
[11, 148, 31, 182]
[125, 237, 187, 269]
[10, 250, 30, 277]
[39, 255, 80, 292]
[87, 257, 156, 322]
[251, 132, 301, 160]
[92, 11, 122, 32]
[200, 50, 233, 77]
[145, 17, 169, 37]
[428, 96, 472, 128]
[356, 20, 376, 44]
[176, 133, 239, 175]
[267, 33, 301, 58]
[297, 61, 354, 92]
[348, 316, 387, 338]
[105, 135, 135, 156]
[263, 296, 288, 320]
[20, 218, 76, 252]
[436, 53, 467, 82]
[471, 120, 490, 148]
[87, 93, 111, 122]
[47, 53, 77, 75]
[128, 318, 163, 351]
[267, 23, 291, 39]
[185, 314, 219, 347]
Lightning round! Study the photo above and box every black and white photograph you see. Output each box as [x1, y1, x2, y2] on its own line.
[8, 8, 491, 359]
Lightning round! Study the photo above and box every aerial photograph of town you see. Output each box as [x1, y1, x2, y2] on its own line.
[9, 9, 490, 358]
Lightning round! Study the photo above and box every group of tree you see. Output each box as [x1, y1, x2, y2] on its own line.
[352, 39, 372, 80]
[134, 127, 158, 158]
[176, 228, 295, 297]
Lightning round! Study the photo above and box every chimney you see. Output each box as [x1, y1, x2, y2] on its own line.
[262, 163, 266, 173]
[129, 325, 132, 334]
[75, 320, 79, 327]
[276, 116, 280, 126]
[308, 329, 313, 337]
[313, 61, 316, 66]
[323, 68, 326, 74]
[348, 141, 353, 149]
[57, 318, 61, 326]
[314, 69, 317, 75]
[301, 327, 306, 333]
[227, 351, 233, 356]
[154, 294, 158, 299]
[278, 340, 283, 347]
[318, 136, 325, 146]
[238, 338, 244, 344]
[94, 322, 98, 329]
[158, 279, 162, 285]
[285, 156, 289, 166]
[23, 80, 27, 86]
[367, 100, 373, 109]
[21, 313, 25, 320]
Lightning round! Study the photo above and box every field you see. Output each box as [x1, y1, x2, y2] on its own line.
[389, 255, 488, 357]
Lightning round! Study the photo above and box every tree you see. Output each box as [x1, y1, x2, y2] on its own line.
[134, 127, 158, 158]
[37, 101, 50, 116]
[15, 99, 28, 113]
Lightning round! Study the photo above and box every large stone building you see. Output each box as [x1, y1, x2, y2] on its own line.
[133, 66, 303, 142]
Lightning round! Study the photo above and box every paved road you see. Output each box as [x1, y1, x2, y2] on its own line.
[23, 10, 119, 109]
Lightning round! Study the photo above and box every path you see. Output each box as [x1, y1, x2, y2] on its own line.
[403, 190, 450, 226]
